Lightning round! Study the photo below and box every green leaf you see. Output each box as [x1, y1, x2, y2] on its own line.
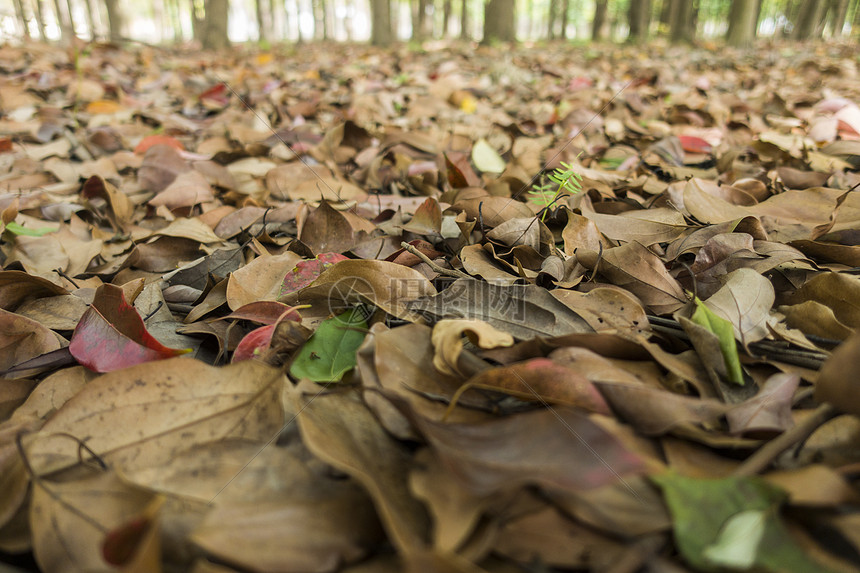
[690, 296, 745, 385]
[289, 308, 368, 382]
[4, 221, 58, 237]
[653, 473, 840, 573]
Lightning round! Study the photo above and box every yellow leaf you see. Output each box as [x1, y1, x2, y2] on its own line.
[86, 100, 123, 115]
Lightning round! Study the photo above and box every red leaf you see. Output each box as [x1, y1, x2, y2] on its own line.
[134, 134, 184, 155]
[69, 284, 189, 372]
[198, 83, 230, 105]
[678, 135, 713, 154]
[279, 253, 350, 296]
[232, 324, 276, 362]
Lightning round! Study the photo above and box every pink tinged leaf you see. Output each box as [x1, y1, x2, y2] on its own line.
[232, 324, 277, 362]
[412, 407, 644, 496]
[279, 253, 350, 296]
[465, 358, 611, 415]
[69, 284, 190, 372]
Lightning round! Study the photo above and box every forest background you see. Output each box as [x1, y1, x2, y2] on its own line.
[1, 0, 857, 50]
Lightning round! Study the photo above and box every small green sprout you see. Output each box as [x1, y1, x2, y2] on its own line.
[527, 160, 584, 220]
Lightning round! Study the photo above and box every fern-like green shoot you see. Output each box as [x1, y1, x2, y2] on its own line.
[527, 161, 583, 221]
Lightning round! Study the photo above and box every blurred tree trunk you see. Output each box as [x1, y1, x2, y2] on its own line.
[659, 0, 671, 28]
[34, 0, 47, 39]
[104, 0, 123, 41]
[190, 0, 204, 41]
[86, 0, 102, 39]
[342, 0, 352, 39]
[547, 0, 558, 38]
[460, 0, 469, 38]
[559, 0, 568, 39]
[726, 0, 759, 47]
[13, 0, 31, 38]
[200, 0, 230, 49]
[669, 0, 694, 43]
[482, 0, 515, 43]
[296, 0, 305, 42]
[53, 0, 74, 40]
[442, 0, 451, 35]
[627, 0, 650, 42]
[165, 0, 182, 41]
[313, 0, 326, 39]
[256, 0, 272, 41]
[828, 0, 849, 36]
[370, 0, 393, 44]
[792, 0, 824, 39]
[65, 0, 78, 36]
[591, 0, 607, 40]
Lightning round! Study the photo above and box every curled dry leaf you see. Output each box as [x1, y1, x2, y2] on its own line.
[431, 318, 513, 376]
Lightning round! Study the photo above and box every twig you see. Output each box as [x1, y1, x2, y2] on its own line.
[733, 403, 838, 477]
[399, 241, 472, 279]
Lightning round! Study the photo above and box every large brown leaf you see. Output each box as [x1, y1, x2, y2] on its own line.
[26, 358, 286, 478]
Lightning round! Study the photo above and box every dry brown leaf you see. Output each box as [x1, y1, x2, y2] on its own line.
[26, 358, 286, 478]
[292, 383, 432, 555]
[31, 471, 162, 573]
[577, 242, 687, 315]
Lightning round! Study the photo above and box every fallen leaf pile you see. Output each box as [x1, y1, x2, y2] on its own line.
[1, 39, 860, 572]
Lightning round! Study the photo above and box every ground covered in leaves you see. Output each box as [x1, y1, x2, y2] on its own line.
[2, 39, 860, 572]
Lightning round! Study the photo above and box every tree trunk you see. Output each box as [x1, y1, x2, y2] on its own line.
[65, 0, 78, 36]
[591, 0, 607, 40]
[34, 0, 47, 39]
[166, 0, 183, 41]
[460, 0, 469, 38]
[627, 0, 650, 41]
[342, 0, 352, 39]
[370, 0, 393, 45]
[53, 0, 74, 41]
[411, 0, 427, 39]
[669, 0, 694, 43]
[481, 0, 515, 43]
[13, 0, 31, 38]
[442, 0, 451, 35]
[559, 0, 568, 39]
[792, 0, 824, 39]
[201, 0, 230, 49]
[547, 0, 558, 38]
[725, 0, 759, 47]
[256, 0, 271, 41]
[296, 0, 305, 42]
[659, 0, 671, 27]
[828, 0, 849, 36]
[313, 0, 325, 39]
